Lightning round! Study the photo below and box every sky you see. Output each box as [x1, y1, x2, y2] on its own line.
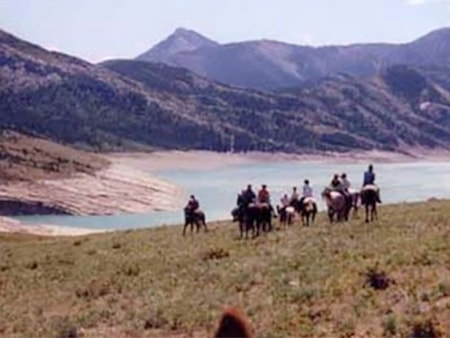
[1, 0, 449, 63]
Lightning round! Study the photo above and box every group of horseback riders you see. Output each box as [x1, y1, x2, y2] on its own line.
[183, 164, 382, 235]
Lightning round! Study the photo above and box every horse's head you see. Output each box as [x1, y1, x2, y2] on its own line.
[214, 307, 253, 338]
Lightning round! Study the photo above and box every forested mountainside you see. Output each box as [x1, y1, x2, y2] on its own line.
[2, 29, 450, 154]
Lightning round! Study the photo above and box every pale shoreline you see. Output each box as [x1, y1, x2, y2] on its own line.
[2, 149, 450, 236]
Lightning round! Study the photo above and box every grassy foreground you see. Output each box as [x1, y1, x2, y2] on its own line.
[1, 201, 450, 337]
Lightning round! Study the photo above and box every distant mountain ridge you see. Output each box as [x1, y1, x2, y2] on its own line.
[136, 27, 450, 90]
[2, 28, 450, 155]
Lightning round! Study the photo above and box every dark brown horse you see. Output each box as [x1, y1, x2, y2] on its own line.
[182, 208, 207, 235]
[360, 185, 378, 222]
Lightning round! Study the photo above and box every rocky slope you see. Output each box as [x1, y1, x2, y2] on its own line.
[136, 27, 450, 90]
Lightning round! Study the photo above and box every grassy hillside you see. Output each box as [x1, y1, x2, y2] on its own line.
[0, 201, 449, 337]
[0, 130, 108, 182]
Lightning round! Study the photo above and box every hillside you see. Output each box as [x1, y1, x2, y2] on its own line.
[0, 130, 107, 182]
[104, 60, 450, 151]
[0, 29, 224, 152]
[136, 27, 450, 90]
[0, 200, 449, 337]
[3, 29, 450, 153]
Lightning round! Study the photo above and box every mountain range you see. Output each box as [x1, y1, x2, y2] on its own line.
[137, 27, 450, 90]
[1, 28, 450, 156]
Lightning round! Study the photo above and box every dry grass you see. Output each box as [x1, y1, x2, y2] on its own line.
[0, 200, 450, 337]
[0, 130, 108, 183]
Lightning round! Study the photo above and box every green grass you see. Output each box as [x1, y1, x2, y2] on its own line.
[1, 201, 450, 337]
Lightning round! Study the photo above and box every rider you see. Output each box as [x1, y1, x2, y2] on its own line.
[300, 179, 317, 213]
[330, 174, 342, 190]
[363, 164, 382, 203]
[341, 173, 351, 192]
[258, 184, 271, 204]
[236, 189, 247, 210]
[186, 195, 200, 212]
[242, 184, 256, 207]
[340, 173, 353, 207]
[280, 193, 290, 208]
[299, 179, 314, 205]
[258, 184, 275, 214]
[290, 186, 300, 204]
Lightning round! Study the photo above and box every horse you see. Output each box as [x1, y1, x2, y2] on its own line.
[300, 197, 317, 226]
[243, 203, 274, 237]
[232, 206, 254, 239]
[347, 189, 360, 218]
[277, 205, 295, 228]
[182, 207, 207, 235]
[321, 187, 348, 223]
[360, 185, 379, 223]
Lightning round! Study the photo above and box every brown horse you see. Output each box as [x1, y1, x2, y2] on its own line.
[321, 187, 348, 223]
[301, 197, 317, 226]
[360, 185, 378, 222]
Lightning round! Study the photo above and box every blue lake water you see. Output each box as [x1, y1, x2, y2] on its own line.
[15, 160, 450, 230]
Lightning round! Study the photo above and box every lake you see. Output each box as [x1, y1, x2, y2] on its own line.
[15, 160, 450, 230]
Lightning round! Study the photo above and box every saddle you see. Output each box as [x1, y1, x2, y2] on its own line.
[303, 197, 316, 204]
[285, 206, 295, 214]
[258, 202, 270, 209]
[347, 188, 358, 195]
[330, 191, 343, 199]
[362, 184, 378, 192]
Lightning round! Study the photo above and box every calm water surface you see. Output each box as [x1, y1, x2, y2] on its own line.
[15, 160, 450, 230]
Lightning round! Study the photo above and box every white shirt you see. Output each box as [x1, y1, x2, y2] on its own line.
[341, 178, 351, 190]
[303, 185, 313, 198]
[280, 196, 290, 207]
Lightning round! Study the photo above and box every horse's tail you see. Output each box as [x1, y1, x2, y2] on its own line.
[214, 307, 253, 338]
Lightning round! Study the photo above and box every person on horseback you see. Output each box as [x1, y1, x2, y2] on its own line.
[363, 165, 375, 186]
[186, 195, 200, 212]
[280, 193, 290, 208]
[363, 164, 382, 203]
[237, 190, 246, 207]
[330, 174, 342, 190]
[340, 173, 353, 208]
[258, 184, 271, 204]
[242, 184, 256, 206]
[341, 173, 351, 192]
[302, 179, 313, 199]
[258, 184, 275, 215]
[290, 186, 299, 204]
[298, 179, 315, 211]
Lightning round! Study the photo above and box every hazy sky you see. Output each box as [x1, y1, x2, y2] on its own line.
[1, 0, 449, 63]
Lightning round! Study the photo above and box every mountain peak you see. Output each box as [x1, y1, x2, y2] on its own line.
[136, 27, 218, 62]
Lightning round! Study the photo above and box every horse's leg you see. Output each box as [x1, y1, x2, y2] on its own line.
[328, 209, 334, 223]
[365, 204, 369, 223]
[202, 215, 208, 232]
[372, 203, 377, 221]
[182, 221, 188, 236]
